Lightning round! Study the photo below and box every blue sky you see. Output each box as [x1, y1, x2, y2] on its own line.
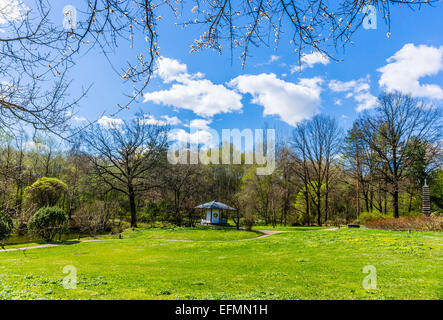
[12, 1, 443, 147]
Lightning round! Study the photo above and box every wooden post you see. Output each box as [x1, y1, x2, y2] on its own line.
[423, 179, 431, 216]
[210, 208, 213, 224]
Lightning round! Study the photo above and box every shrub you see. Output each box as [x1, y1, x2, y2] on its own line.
[24, 177, 67, 208]
[359, 210, 392, 224]
[17, 221, 28, 236]
[140, 200, 162, 226]
[431, 211, 442, 217]
[243, 214, 255, 231]
[73, 200, 116, 236]
[404, 211, 422, 218]
[0, 211, 14, 242]
[28, 207, 68, 241]
[365, 215, 443, 232]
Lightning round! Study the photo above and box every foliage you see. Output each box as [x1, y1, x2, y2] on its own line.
[0, 94, 441, 235]
[73, 200, 117, 236]
[0, 211, 14, 242]
[429, 170, 443, 212]
[24, 177, 67, 208]
[243, 214, 255, 231]
[365, 216, 443, 231]
[28, 207, 68, 241]
[293, 182, 326, 225]
[359, 210, 392, 224]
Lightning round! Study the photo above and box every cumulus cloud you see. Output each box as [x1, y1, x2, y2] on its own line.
[23, 141, 49, 151]
[353, 92, 378, 112]
[257, 54, 281, 66]
[186, 118, 212, 130]
[329, 78, 369, 93]
[334, 99, 342, 106]
[378, 44, 443, 99]
[155, 56, 204, 83]
[72, 115, 87, 122]
[139, 114, 182, 126]
[329, 77, 377, 112]
[229, 73, 322, 126]
[144, 57, 242, 117]
[97, 116, 124, 129]
[291, 52, 330, 73]
[168, 128, 215, 147]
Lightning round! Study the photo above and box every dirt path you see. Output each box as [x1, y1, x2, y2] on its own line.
[320, 227, 341, 231]
[1, 228, 338, 252]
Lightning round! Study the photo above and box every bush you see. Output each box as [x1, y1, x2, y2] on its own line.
[365, 216, 443, 232]
[431, 211, 442, 217]
[243, 214, 255, 231]
[0, 211, 14, 242]
[73, 200, 116, 236]
[17, 221, 28, 236]
[28, 207, 68, 241]
[24, 177, 67, 208]
[405, 211, 423, 218]
[359, 210, 392, 224]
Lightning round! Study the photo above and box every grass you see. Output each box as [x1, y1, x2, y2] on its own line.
[2, 226, 260, 249]
[252, 225, 331, 231]
[115, 226, 262, 241]
[0, 227, 441, 300]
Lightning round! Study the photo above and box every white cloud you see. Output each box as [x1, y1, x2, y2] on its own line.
[329, 77, 377, 112]
[334, 99, 342, 106]
[97, 116, 124, 129]
[257, 55, 281, 66]
[23, 141, 49, 151]
[378, 43, 443, 99]
[155, 56, 201, 83]
[291, 52, 330, 73]
[269, 55, 281, 63]
[354, 92, 378, 112]
[0, 0, 28, 24]
[329, 79, 369, 93]
[139, 114, 182, 126]
[229, 73, 322, 126]
[168, 128, 214, 147]
[187, 118, 212, 130]
[72, 115, 87, 122]
[144, 57, 243, 117]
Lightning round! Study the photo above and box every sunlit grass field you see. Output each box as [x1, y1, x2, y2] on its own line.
[0, 227, 441, 300]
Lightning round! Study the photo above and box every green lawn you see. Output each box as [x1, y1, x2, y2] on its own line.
[116, 226, 262, 241]
[0, 227, 441, 300]
[252, 225, 331, 231]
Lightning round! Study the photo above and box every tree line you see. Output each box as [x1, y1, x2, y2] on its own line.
[0, 93, 441, 237]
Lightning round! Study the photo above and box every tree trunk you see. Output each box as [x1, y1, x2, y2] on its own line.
[316, 189, 321, 226]
[128, 187, 137, 227]
[325, 186, 329, 222]
[393, 188, 399, 218]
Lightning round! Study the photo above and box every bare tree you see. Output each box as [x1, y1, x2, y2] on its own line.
[81, 115, 169, 227]
[161, 160, 200, 226]
[292, 115, 342, 225]
[358, 93, 442, 218]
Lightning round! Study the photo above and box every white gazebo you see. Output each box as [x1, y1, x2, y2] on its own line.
[195, 200, 237, 226]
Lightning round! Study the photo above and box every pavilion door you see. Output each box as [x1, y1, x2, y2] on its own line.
[211, 209, 220, 224]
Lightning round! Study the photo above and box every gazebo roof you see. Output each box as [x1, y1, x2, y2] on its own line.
[195, 200, 237, 211]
